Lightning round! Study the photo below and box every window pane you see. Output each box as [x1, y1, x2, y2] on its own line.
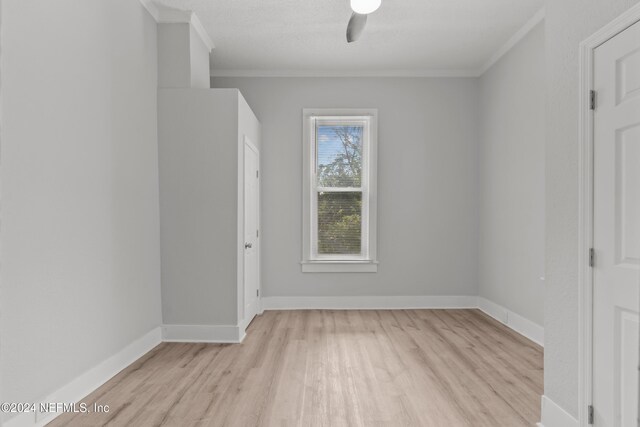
[317, 192, 362, 255]
[316, 125, 363, 187]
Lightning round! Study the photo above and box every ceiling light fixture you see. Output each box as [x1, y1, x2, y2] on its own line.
[349, 0, 381, 15]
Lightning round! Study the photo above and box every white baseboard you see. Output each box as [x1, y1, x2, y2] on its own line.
[263, 296, 543, 347]
[261, 295, 479, 310]
[477, 297, 544, 346]
[238, 313, 256, 336]
[162, 324, 244, 343]
[539, 395, 579, 427]
[4, 327, 162, 427]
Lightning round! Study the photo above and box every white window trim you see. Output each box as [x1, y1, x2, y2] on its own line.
[301, 108, 378, 273]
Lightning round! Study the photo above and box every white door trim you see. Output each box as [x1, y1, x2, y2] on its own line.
[577, 4, 640, 426]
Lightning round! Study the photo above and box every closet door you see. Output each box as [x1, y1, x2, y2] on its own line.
[243, 136, 260, 326]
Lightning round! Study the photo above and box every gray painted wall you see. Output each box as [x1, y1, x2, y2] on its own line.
[158, 24, 192, 88]
[211, 77, 480, 299]
[158, 23, 211, 89]
[478, 23, 546, 326]
[544, 0, 640, 417]
[0, 0, 162, 421]
[189, 26, 211, 89]
[158, 89, 261, 327]
[158, 89, 240, 326]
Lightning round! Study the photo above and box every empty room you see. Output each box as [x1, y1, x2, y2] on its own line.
[1, 0, 639, 426]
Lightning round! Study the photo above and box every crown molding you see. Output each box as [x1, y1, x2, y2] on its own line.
[139, 0, 214, 52]
[478, 7, 545, 75]
[210, 68, 481, 78]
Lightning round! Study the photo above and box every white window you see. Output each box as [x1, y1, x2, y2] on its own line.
[302, 109, 378, 273]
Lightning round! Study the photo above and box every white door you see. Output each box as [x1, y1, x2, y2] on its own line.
[592, 19, 640, 427]
[243, 137, 260, 327]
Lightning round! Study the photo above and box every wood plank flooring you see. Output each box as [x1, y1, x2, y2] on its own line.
[49, 309, 543, 427]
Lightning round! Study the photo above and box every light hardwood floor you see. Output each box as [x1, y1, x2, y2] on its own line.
[49, 309, 543, 427]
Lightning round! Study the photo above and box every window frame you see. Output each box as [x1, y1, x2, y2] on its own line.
[301, 108, 378, 273]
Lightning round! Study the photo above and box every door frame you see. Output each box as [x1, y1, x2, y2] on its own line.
[577, 4, 640, 426]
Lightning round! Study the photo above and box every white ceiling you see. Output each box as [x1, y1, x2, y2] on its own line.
[154, 0, 544, 76]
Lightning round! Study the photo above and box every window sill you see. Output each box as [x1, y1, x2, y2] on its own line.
[301, 260, 378, 273]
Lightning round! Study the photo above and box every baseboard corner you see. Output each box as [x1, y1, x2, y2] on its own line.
[540, 395, 579, 427]
[477, 297, 544, 346]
